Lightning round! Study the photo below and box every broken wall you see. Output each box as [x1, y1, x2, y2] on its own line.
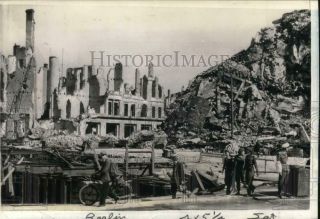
[56, 66, 90, 119]
[35, 65, 48, 119]
[0, 54, 8, 113]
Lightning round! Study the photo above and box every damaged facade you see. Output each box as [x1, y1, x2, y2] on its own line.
[0, 9, 167, 140]
[0, 9, 36, 140]
[45, 61, 166, 138]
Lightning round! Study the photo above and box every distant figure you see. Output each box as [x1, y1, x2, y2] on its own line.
[222, 151, 235, 195]
[234, 148, 246, 195]
[169, 154, 185, 199]
[244, 148, 259, 196]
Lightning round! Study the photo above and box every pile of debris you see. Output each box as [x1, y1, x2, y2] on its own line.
[164, 10, 311, 156]
[28, 127, 115, 151]
[45, 134, 84, 151]
[126, 130, 168, 148]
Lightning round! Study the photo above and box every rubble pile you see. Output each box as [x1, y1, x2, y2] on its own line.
[82, 134, 119, 149]
[44, 134, 84, 151]
[28, 125, 167, 152]
[126, 130, 168, 148]
[28, 126, 118, 152]
[164, 10, 310, 156]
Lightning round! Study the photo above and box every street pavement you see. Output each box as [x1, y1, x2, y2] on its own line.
[1, 185, 309, 211]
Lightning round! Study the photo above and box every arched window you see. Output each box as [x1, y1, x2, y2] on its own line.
[66, 100, 71, 118]
[141, 104, 147, 117]
[80, 102, 85, 115]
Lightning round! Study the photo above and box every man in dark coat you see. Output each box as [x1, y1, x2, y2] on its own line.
[96, 155, 118, 206]
[244, 148, 259, 196]
[170, 154, 185, 199]
[222, 151, 235, 195]
[235, 148, 246, 195]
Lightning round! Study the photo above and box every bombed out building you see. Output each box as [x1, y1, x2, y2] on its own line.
[0, 9, 36, 140]
[45, 60, 166, 138]
[0, 9, 167, 140]
[0, 8, 169, 205]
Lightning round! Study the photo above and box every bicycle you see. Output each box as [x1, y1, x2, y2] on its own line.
[79, 175, 132, 206]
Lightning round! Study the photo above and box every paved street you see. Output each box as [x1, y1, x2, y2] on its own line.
[1, 185, 309, 211]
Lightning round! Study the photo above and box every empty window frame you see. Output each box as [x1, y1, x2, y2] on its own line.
[124, 103, 129, 116]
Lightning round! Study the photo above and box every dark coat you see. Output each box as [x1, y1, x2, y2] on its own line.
[244, 154, 258, 173]
[98, 159, 112, 182]
[223, 157, 235, 173]
[235, 155, 245, 174]
[171, 161, 185, 185]
[222, 157, 235, 188]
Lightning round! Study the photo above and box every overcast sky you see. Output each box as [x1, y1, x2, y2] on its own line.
[0, 1, 310, 93]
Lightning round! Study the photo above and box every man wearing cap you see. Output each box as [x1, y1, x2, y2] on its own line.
[234, 148, 246, 195]
[244, 148, 259, 196]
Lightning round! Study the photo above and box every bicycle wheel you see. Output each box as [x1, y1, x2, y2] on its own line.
[79, 184, 99, 206]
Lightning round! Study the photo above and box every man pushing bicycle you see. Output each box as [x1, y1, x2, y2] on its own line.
[95, 155, 119, 206]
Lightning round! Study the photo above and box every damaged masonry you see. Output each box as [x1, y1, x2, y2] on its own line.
[1, 9, 166, 140]
[0, 8, 312, 209]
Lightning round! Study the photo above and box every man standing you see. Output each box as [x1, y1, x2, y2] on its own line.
[170, 154, 185, 199]
[276, 151, 289, 198]
[222, 151, 235, 195]
[244, 148, 259, 196]
[234, 148, 246, 195]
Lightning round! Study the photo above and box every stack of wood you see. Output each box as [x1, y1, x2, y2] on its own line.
[183, 169, 225, 196]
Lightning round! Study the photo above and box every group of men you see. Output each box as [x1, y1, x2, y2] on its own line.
[95, 149, 289, 205]
[167, 149, 259, 199]
[222, 148, 259, 196]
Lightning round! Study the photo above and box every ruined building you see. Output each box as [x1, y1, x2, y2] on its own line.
[0, 9, 167, 140]
[44, 60, 166, 138]
[0, 9, 36, 140]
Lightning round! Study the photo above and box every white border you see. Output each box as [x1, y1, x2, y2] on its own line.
[0, 1, 318, 218]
